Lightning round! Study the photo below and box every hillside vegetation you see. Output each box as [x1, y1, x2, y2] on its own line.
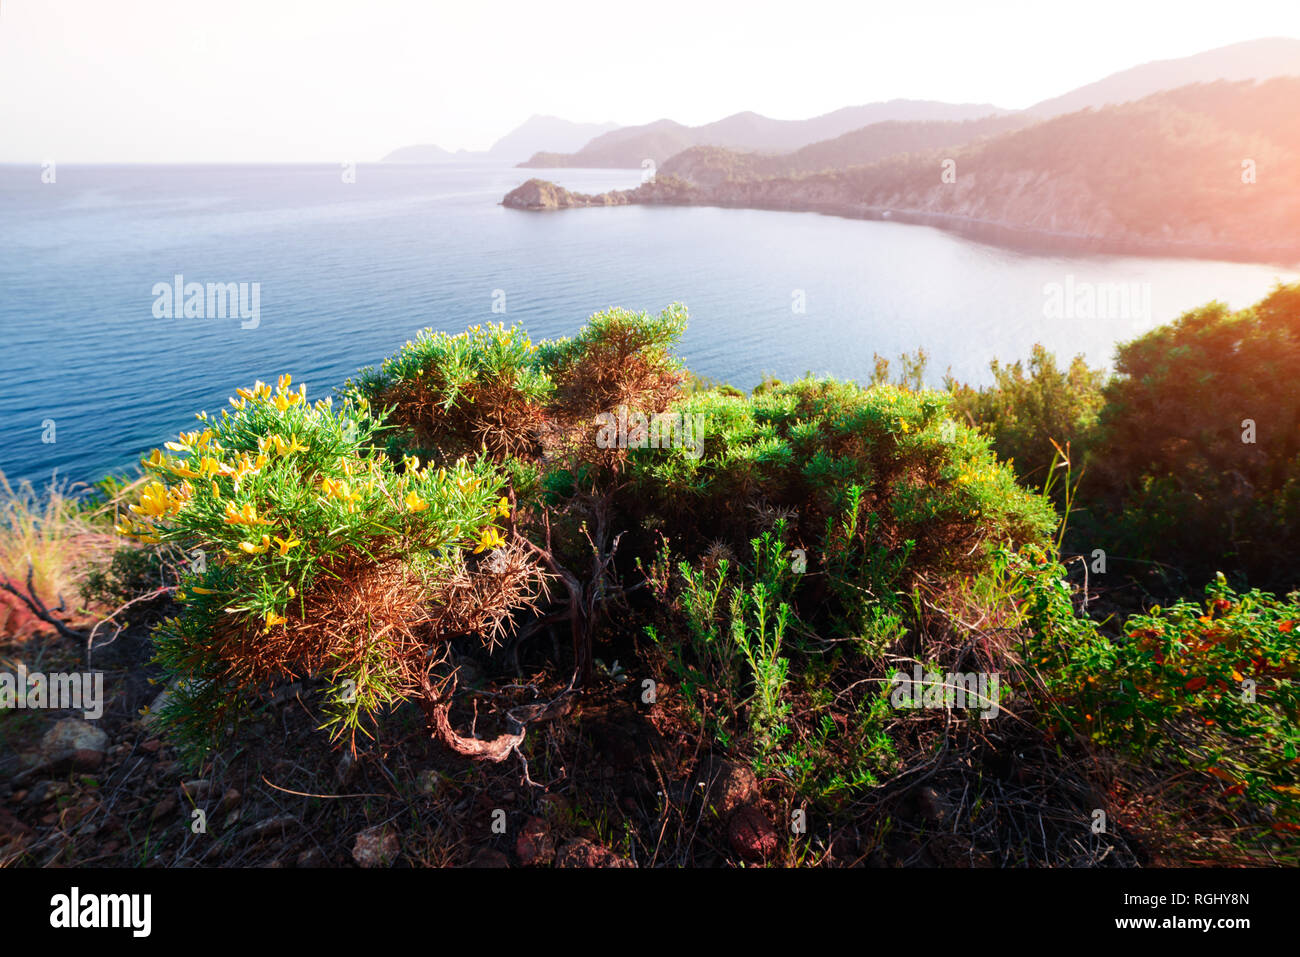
[3, 287, 1298, 868]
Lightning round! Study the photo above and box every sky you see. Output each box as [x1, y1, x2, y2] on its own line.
[2, 0, 1298, 162]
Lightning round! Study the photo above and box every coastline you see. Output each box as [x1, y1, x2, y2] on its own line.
[502, 177, 1300, 268]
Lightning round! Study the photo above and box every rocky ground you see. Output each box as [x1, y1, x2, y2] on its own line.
[1, 603, 846, 868]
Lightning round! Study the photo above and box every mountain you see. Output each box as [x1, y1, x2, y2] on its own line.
[1027, 37, 1300, 117]
[507, 78, 1300, 262]
[383, 115, 620, 163]
[519, 100, 1010, 168]
[382, 144, 475, 162]
[487, 115, 619, 163]
[659, 113, 1035, 185]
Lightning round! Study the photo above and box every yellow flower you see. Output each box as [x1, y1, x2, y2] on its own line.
[224, 501, 271, 526]
[264, 610, 287, 629]
[495, 496, 511, 518]
[403, 455, 421, 473]
[473, 527, 506, 554]
[197, 456, 225, 479]
[322, 477, 362, 511]
[130, 481, 171, 520]
[239, 534, 272, 555]
[191, 586, 216, 595]
[211, 481, 221, 499]
[405, 492, 429, 512]
[165, 430, 201, 453]
[271, 433, 310, 456]
[288, 586, 296, 599]
[273, 535, 301, 557]
[166, 483, 192, 514]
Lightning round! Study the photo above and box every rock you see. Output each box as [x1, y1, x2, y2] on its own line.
[556, 838, 634, 868]
[150, 795, 178, 822]
[728, 805, 779, 862]
[700, 757, 758, 818]
[502, 176, 696, 212]
[38, 719, 108, 772]
[352, 825, 399, 868]
[514, 816, 554, 866]
[468, 847, 510, 868]
[502, 178, 631, 211]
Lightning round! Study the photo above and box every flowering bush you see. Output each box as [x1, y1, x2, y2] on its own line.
[1006, 545, 1300, 818]
[120, 375, 542, 754]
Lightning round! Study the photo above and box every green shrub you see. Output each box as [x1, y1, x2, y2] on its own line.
[1086, 283, 1300, 590]
[948, 344, 1106, 488]
[120, 375, 539, 755]
[347, 322, 552, 461]
[1005, 545, 1300, 820]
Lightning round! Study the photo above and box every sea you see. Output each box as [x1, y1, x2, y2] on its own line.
[2, 162, 1296, 490]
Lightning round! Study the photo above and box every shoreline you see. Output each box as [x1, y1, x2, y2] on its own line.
[502, 179, 1300, 268]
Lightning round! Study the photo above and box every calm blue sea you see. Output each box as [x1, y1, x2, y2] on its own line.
[1, 162, 1296, 490]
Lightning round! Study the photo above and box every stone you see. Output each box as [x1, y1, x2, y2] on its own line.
[728, 805, 779, 862]
[700, 757, 759, 818]
[352, 825, 399, 868]
[514, 816, 554, 866]
[38, 719, 108, 772]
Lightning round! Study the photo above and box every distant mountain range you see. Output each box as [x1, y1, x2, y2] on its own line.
[519, 100, 1011, 169]
[514, 37, 1300, 170]
[1024, 36, 1300, 116]
[382, 115, 618, 164]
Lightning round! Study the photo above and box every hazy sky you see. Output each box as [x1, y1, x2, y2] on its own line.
[2, 0, 1298, 162]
